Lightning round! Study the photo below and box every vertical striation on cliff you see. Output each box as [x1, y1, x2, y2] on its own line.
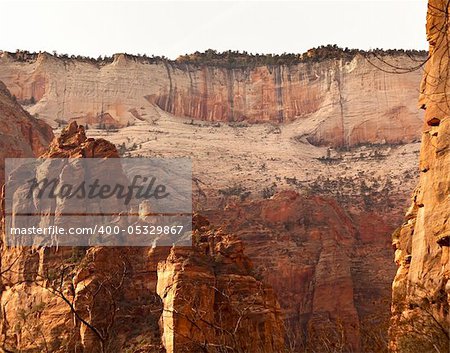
[390, 1, 450, 352]
[207, 190, 399, 352]
[0, 51, 425, 147]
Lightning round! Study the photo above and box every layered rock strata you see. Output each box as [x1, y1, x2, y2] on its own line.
[0, 51, 425, 147]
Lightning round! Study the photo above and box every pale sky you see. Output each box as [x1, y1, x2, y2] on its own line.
[0, 1, 428, 59]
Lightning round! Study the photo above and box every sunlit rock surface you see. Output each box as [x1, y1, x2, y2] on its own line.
[389, 1, 450, 352]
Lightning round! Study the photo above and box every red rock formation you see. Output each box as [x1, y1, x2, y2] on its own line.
[206, 190, 397, 352]
[41, 120, 119, 159]
[0, 122, 159, 353]
[0, 122, 284, 353]
[157, 217, 284, 353]
[389, 1, 450, 352]
[149, 59, 423, 148]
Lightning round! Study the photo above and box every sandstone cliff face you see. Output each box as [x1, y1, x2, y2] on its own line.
[390, 1, 450, 352]
[0, 46, 429, 352]
[0, 123, 284, 353]
[206, 191, 396, 352]
[0, 80, 53, 182]
[0, 51, 424, 147]
[157, 216, 284, 353]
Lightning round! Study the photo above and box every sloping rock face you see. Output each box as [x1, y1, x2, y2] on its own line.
[0, 123, 284, 352]
[1, 123, 165, 352]
[389, 1, 450, 352]
[41, 120, 120, 159]
[0, 80, 53, 182]
[0, 51, 424, 147]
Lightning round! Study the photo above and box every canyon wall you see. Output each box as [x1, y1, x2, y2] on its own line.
[207, 190, 397, 353]
[389, 1, 450, 352]
[0, 51, 425, 147]
[0, 46, 433, 352]
[0, 122, 284, 353]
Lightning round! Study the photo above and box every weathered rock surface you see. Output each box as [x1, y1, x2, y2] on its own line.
[206, 191, 396, 352]
[0, 122, 158, 353]
[389, 1, 450, 352]
[0, 46, 432, 352]
[87, 100, 420, 351]
[157, 216, 284, 353]
[42, 120, 119, 159]
[0, 51, 425, 147]
[0, 80, 53, 182]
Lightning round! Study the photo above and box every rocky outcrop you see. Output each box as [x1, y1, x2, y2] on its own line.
[0, 83, 54, 351]
[389, 1, 450, 352]
[41, 120, 119, 159]
[0, 122, 161, 353]
[157, 215, 284, 353]
[0, 122, 284, 352]
[0, 80, 53, 182]
[0, 51, 425, 147]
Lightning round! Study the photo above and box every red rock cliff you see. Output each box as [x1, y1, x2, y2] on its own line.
[207, 190, 396, 352]
[157, 216, 284, 353]
[389, 1, 450, 352]
[0, 80, 53, 182]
